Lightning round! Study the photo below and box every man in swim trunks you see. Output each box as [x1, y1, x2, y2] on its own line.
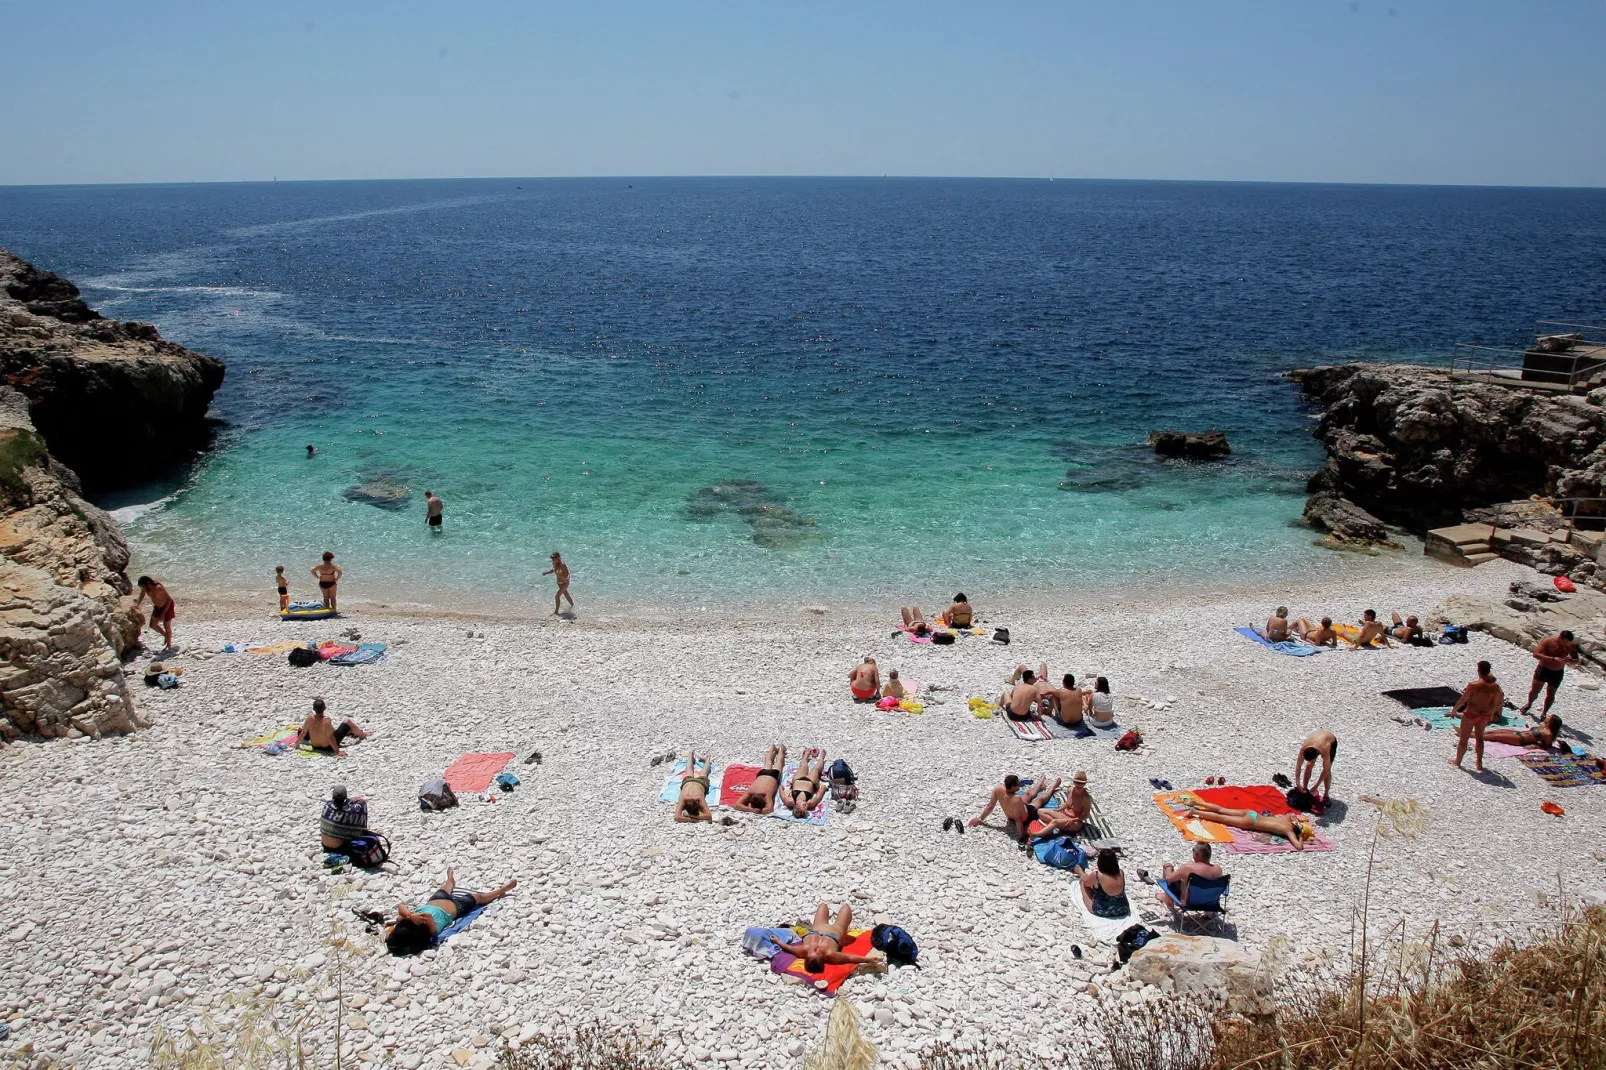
[311, 552, 342, 611]
[425, 490, 443, 529]
[1185, 800, 1315, 850]
[1045, 673, 1089, 728]
[544, 552, 574, 615]
[999, 664, 1051, 719]
[1387, 613, 1424, 643]
[944, 593, 973, 629]
[1258, 607, 1291, 643]
[274, 565, 289, 613]
[1521, 631, 1579, 718]
[134, 576, 177, 649]
[1451, 660, 1505, 773]
[774, 903, 881, 974]
[968, 772, 1061, 840]
[1484, 713, 1564, 750]
[385, 867, 517, 955]
[1156, 843, 1224, 904]
[293, 698, 369, 757]
[778, 747, 828, 818]
[1290, 616, 1339, 646]
[1294, 729, 1338, 802]
[732, 744, 786, 814]
[849, 657, 880, 702]
[1347, 609, 1391, 648]
[674, 750, 714, 823]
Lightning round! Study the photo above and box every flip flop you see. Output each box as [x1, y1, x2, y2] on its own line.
[1272, 773, 1292, 789]
[1158, 779, 1174, 791]
[942, 817, 954, 832]
[953, 817, 965, 835]
[524, 750, 543, 765]
[1137, 869, 1155, 885]
[1148, 778, 1164, 789]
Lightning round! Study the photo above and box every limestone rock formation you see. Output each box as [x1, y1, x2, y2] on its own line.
[1, 246, 226, 494]
[1289, 363, 1606, 543]
[1127, 933, 1278, 1015]
[1302, 492, 1398, 548]
[1148, 430, 1231, 460]
[0, 387, 143, 739]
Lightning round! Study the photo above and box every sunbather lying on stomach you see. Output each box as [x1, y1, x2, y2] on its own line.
[384, 868, 516, 956]
[778, 747, 827, 817]
[732, 744, 786, 814]
[675, 750, 714, 823]
[774, 903, 881, 974]
[1186, 800, 1315, 850]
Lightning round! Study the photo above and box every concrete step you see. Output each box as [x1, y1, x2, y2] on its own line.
[1459, 542, 1492, 555]
[1464, 552, 1501, 566]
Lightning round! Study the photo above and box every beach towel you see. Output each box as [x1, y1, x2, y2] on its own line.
[329, 642, 387, 666]
[1005, 716, 1054, 742]
[742, 926, 797, 961]
[434, 900, 500, 946]
[769, 761, 829, 826]
[1192, 784, 1296, 815]
[1410, 706, 1511, 731]
[242, 725, 299, 749]
[1482, 740, 1543, 759]
[1153, 792, 1236, 844]
[658, 760, 726, 804]
[1071, 884, 1140, 945]
[718, 764, 763, 807]
[315, 640, 359, 661]
[245, 641, 308, 655]
[769, 929, 875, 995]
[1222, 826, 1337, 855]
[1515, 751, 1606, 788]
[443, 752, 516, 793]
[1383, 686, 1464, 709]
[1234, 626, 1323, 657]
[1334, 624, 1386, 648]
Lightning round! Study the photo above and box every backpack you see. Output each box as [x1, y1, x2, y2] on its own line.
[346, 832, 390, 868]
[1440, 625, 1469, 645]
[418, 778, 459, 811]
[829, 759, 856, 786]
[1115, 730, 1142, 751]
[288, 646, 319, 667]
[1032, 836, 1087, 871]
[991, 628, 1010, 645]
[871, 924, 920, 969]
[1116, 924, 1162, 964]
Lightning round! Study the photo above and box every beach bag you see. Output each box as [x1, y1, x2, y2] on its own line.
[1116, 924, 1161, 964]
[1409, 633, 1435, 648]
[346, 832, 390, 868]
[932, 631, 955, 645]
[1033, 836, 1087, 871]
[1440, 625, 1469, 645]
[829, 759, 856, 786]
[494, 772, 520, 792]
[1115, 730, 1142, 751]
[871, 924, 920, 969]
[288, 646, 319, 667]
[417, 778, 459, 811]
[991, 628, 1010, 646]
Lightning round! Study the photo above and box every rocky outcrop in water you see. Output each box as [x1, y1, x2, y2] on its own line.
[1148, 430, 1230, 460]
[343, 475, 412, 510]
[1, 247, 226, 494]
[687, 479, 816, 549]
[1289, 363, 1606, 543]
[0, 388, 143, 740]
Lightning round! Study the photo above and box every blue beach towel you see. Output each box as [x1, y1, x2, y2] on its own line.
[433, 901, 499, 946]
[1235, 626, 1323, 657]
[329, 642, 387, 666]
[658, 759, 725, 804]
[742, 926, 797, 960]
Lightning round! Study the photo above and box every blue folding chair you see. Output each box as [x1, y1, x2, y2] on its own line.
[1158, 873, 1231, 934]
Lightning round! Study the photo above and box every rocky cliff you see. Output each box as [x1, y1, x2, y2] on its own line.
[0, 246, 226, 740]
[1, 247, 226, 494]
[1288, 363, 1606, 543]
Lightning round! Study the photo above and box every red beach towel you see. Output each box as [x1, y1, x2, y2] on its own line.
[1193, 784, 1296, 816]
[719, 764, 762, 806]
[443, 752, 516, 793]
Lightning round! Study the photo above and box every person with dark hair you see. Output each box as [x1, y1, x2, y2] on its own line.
[732, 744, 786, 814]
[673, 750, 714, 823]
[311, 552, 342, 611]
[778, 747, 828, 818]
[134, 576, 177, 649]
[1521, 631, 1580, 718]
[1291, 616, 1339, 646]
[1451, 660, 1504, 772]
[849, 656, 881, 702]
[425, 490, 444, 530]
[968, 772, 1060, 840]
[899, 605, 931, 637]
[320, 784, 371, 851]
[306, 445, 316, 458]
[293, 698, 368, 756]
[1156, 843, 1223, 903]
[1347, 609, 1391, 648]
[1000, 664, 1051, 719]
[544, 552, 573, 615]
[773, 903, 881, 974]
[1294, 729, 1337, 802]
[1088, 677, 1115, 727]
[944, 593, 973, 629]
[1045, 673, 1089, 728]
[1073, 849, 1130, 919]
[385, 868, 516, 956]
[1483, 713, 1564, 750]
[1184, 801, 1315, 850]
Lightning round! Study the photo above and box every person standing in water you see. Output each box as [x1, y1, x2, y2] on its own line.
[134, 576, 177, 650]
[306, 445, 316, 458]
[425, 490, 444, 530]
[543, 552, 573, 615]
[275, 565, 289, 613]
[312, 552, 343, 612]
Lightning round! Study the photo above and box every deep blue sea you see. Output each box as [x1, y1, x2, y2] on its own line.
[2, 178, 1603, 606]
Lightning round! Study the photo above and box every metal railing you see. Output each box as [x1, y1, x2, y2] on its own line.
[1450, 342, 1606, 392]
[1544, 496, 1606, 532]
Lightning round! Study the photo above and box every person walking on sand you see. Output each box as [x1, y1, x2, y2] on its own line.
[312, 552, 343, 612]
[425, 490, 444, 530]
[134, 576, 177, 650]
[1451, 661, 1505, 773]
[274, 565, 289, 613]
[544, 552, 573, 614]
[1293, 729, 1338, 804]
[1520, 631, 1579, 718]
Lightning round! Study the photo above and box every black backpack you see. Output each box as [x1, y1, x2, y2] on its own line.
[871, 924, 920, 969]
[1116, 924, 1162, 964]
[933, 631, 956, 645]
[346, 832, 390, 868]
[829, 758, 856, 785]
[991, 627, 1010, 645]
[288, 646, 318, 667]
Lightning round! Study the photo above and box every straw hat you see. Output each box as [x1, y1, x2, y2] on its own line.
[1072, 770, 1089, 785]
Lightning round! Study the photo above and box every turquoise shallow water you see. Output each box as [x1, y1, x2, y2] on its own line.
[1, 178, 1602, 605]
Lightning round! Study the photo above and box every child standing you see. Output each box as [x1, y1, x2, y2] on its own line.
[275, 565, 289, 613]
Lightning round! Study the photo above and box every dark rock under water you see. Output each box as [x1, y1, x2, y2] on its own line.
[687, 478, 817, 548]
[343, 475, 412, 510]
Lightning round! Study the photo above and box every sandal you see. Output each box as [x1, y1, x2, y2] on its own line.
[942, 817, 954, 832]
[1137, 869, 1155, 885]
[953, 815, 965, 834]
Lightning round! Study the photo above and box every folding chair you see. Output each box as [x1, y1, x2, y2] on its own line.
[1158, 873, 1231, 934]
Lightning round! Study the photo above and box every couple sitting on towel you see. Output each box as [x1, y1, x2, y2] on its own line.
[674, 745, 828, 821]
[999, 664, 1114, 729]
[969, 771, 1093, 841]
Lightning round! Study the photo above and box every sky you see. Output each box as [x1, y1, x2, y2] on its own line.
[1, 0, 1602, 187]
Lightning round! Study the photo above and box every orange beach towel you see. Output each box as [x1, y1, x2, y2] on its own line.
[1153, 791, 1236, 843]
[773, 929, 874, 994]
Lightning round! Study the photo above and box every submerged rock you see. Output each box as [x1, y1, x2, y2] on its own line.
[1054, 441, 1161, 492]
[1148, 430, 1231, 460]
[687, 479, 816, 548]
[343, 476, 412, 510]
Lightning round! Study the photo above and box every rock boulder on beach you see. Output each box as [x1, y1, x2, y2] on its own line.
[1126, 934, 1276, 1015]
[344, 476, 413, 510]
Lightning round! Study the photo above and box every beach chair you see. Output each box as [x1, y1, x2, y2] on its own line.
[1158, 873, 1231, 934]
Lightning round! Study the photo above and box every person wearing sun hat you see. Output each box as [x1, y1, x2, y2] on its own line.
[1038, 770, 1093, 836]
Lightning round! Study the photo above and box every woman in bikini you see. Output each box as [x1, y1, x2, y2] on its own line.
[849, 657, 880, 702]
[1483, 714, 1564, 750]
[384, 867, 517, 956]
[778, 747, 827, 818]
[674, 750, 714, 823]
[899, 606, 932, 637]
[732, 744, 786, 814]
[134, 576, 177, 649]
[774, 903, 880, 974]
[944, 593, 973, 629]
[312, 552, 343, 611]
[1186, 799, 1315, 850]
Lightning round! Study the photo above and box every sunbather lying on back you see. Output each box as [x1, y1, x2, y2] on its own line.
[732, 744, 786, 814]
[675, 750, 714, 823]
[384, 867, 517, 956]
[900, 606, 931, 637]
[1483, 714, 1564, 750]
[1186, 800, 1315, 850]
[773, 903, 881, 974]
[1388, 613, 1423, 643]
[778, 747, 827, 817]
[1290, 617, 1339, 647]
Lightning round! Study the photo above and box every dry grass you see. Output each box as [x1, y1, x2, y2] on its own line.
[497, 1021, 665, 1070]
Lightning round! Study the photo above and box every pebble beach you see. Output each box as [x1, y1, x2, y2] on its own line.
[4, 552, 1604, 1069]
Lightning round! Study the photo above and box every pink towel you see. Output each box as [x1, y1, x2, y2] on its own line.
[1483, 741, 1541, 759]
[1222, 827, 1336, 855]
[443, 752, 515, 793]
